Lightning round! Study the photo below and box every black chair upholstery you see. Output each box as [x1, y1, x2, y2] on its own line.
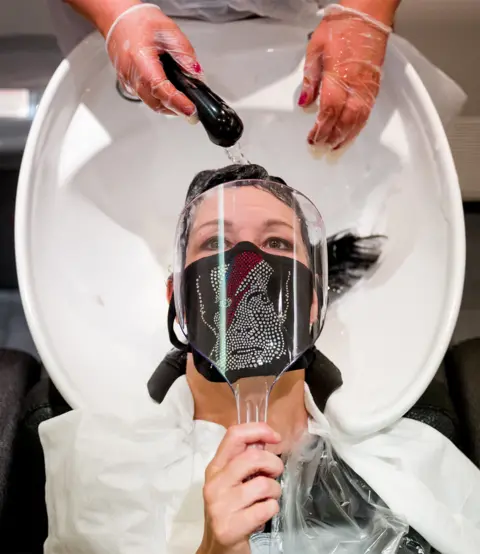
[445, 338, 480, 468]
[0, 349, 41, 553]
[0, 375, 69, 554]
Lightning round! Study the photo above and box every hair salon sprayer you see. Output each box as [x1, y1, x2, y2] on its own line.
[160, 53, 244, 148]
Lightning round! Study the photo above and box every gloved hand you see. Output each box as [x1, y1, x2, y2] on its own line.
[105, 3, 202, 120]
[299, 4, 393, 151]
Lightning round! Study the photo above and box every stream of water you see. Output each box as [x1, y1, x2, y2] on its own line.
[225, 142, 250, 165]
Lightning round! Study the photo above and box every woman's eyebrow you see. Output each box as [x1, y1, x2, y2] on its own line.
[193, 219, 294, 232]
[263, 219, 294, 230]
[194, 219, 234, 232]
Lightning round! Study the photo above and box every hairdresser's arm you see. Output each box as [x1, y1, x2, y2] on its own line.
[340, 0, 401, 26]
[300, 0, 401, 150]
[63, 0, 201, 118]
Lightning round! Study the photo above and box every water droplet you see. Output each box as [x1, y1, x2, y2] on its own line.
[225, 142, 250, 165]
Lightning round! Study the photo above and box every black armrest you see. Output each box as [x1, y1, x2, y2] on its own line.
[0, 375, 71, 553]
[0, 349, 40, 518]
[445, 338, 480, 468]
[406, 361, 461, 448]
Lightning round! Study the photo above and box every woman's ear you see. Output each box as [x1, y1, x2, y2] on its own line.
[166, 274, 174, 303]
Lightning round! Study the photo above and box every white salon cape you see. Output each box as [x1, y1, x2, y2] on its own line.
[40, 375, 480, 554]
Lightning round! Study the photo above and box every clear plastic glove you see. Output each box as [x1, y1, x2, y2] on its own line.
[105, 3, 202, 120]
[299, 4, 392, 151]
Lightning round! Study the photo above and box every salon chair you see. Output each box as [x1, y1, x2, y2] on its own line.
[0, 349, 41, 553]
[1, 339, 480, 553]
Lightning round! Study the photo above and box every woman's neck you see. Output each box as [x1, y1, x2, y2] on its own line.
[186, 355, 309, 453]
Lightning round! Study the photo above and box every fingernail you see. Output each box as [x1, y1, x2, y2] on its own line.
[331, 136, 348, 151]
[184, 109, 199, 125]
[308, 137, 315, 145]
[298, 92, 308, 107]
[184, 104, 196, 116]
[186, 113, 199, 125]
[175, 56, 203, 77]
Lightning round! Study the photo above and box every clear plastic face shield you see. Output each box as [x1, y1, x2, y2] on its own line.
[173, 180, 327, 424]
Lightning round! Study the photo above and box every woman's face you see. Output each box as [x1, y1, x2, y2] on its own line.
[185, 186, 309, 267]
[180, 185, 317, 374]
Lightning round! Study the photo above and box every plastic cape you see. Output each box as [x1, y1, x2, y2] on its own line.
[40, 375, 480, 554]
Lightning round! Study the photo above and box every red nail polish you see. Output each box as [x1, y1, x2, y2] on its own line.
[298, 92, 308, 106]
[308, 137, 314, 145]
[193, 62, 202, 74]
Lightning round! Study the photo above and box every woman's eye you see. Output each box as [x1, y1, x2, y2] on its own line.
[202, 237, 229, 251]
[207, 237, 220, 250]
[264, 237, 293, 251]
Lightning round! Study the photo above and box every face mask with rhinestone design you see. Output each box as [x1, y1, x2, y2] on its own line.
[182, 242, 315, 384]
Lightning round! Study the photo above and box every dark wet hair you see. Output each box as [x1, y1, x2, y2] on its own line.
[185, 164, 281, 204]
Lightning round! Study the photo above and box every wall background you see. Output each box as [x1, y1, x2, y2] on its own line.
[0, 0, 53, 36]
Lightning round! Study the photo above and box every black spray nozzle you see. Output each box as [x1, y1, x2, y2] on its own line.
[160, 53, 244, 148]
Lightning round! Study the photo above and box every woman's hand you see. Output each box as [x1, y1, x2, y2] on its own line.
[197, 423, 284, 554]
[299, 1, 397, 151]
[104, 3, 202, 119]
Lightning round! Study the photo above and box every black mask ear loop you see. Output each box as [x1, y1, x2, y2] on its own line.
[168, 293, 189, 352]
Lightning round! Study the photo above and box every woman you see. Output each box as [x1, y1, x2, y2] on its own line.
[46, 0, 400, 149]
[39, 165, 480, 554]
[150, 163, 380, 401]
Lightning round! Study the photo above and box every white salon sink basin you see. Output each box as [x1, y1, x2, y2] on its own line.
[16, 18, 464, 437]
